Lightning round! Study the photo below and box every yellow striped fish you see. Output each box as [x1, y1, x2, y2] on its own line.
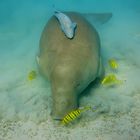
[108, 58, 118, 69]
[61, 106, 92, 125]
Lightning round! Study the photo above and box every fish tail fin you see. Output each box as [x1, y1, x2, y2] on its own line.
[36, 55, 40, 65]
[116, 79, 123, 84]
[52, 4, 60, 14]
[80, 106, 92, 112]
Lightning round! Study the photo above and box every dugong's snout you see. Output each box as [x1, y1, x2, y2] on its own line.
[50, 89, 78, 120]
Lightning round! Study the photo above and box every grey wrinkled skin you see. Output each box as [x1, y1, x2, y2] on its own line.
[37, 12, 104, 120]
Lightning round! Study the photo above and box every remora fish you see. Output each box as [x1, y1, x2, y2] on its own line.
[54, 11, 77, 39]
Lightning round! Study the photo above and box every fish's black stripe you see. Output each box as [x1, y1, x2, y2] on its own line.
[69, 113, 76, 119]
[63, 117, 69, 124]
[77, 110, 81, 113]
[68, 114, 74, 120]
[75, 110, 81, 115]
[66, 115, 72, 121]
[71, 111, 77, 117]
[73, 111, 79, 117]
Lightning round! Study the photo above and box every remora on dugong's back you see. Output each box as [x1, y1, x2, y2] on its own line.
[54, 11, 77, 39]
[37, 12, 111, 120]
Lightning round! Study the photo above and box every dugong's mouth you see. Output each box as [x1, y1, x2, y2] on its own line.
[50, 111, 63, 120]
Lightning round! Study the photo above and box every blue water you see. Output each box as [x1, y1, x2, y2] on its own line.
[0, 0, 140, 140]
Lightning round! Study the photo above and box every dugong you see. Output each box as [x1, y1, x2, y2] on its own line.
[37, 12, 106, 120]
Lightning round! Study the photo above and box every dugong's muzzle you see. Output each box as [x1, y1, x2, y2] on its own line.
[50, 88, 78, 120]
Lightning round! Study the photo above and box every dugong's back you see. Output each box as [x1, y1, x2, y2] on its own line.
[39, 12, 100, 84]
[38, 12, 102, 119]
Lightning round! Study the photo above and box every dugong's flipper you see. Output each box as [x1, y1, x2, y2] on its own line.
[82, 13, 112, 27]
[36, 55, 40, 65]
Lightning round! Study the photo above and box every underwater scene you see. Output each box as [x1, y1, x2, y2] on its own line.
[0, 0, 140, 139]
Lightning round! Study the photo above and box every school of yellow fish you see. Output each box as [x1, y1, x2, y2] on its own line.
[101, 58, 123, 86]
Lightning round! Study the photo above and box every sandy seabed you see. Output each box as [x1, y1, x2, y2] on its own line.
[0, 0, 140, 140]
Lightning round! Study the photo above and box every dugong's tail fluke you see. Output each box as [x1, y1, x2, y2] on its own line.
[82, 13, 112, 26]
